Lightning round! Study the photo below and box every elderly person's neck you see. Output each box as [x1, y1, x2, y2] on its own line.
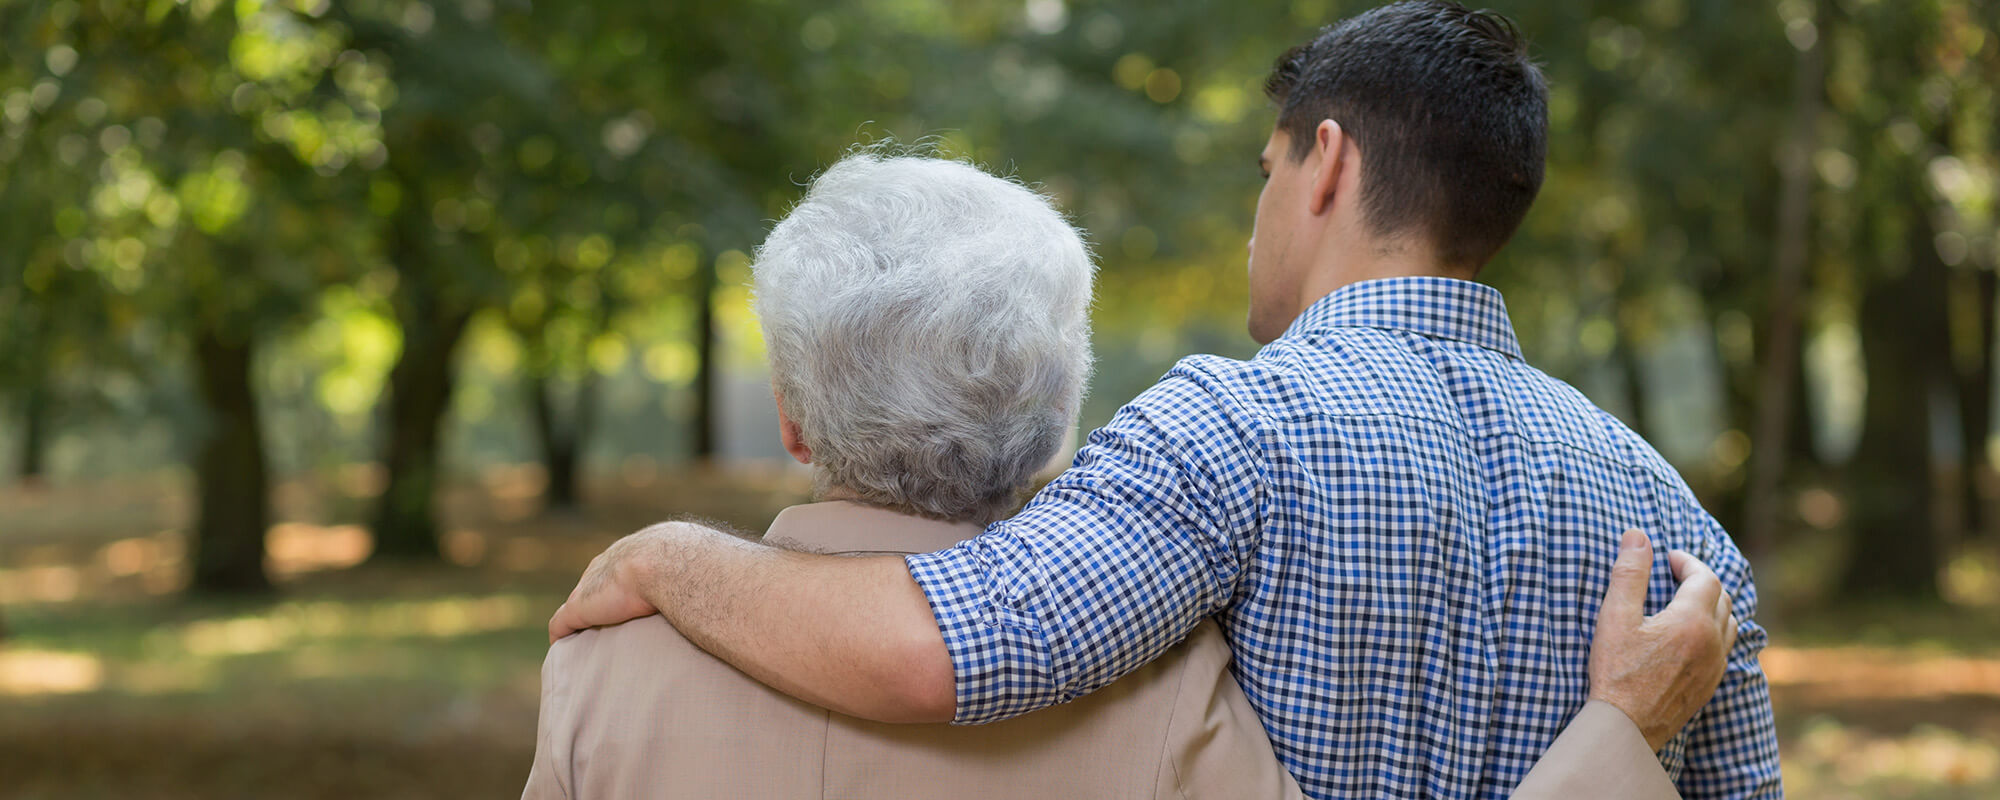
[778, 396, 1021, 528]
[812, 482, 1008, 528]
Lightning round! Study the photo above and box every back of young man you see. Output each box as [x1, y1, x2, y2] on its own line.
[903, 5, 1782, 796]
[550, 4, 1782, 798]
[899, 5, 1780, 796]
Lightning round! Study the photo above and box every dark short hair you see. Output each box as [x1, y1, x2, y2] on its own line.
[1265, 1, 1547, 270]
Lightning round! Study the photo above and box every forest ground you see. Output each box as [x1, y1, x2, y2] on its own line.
[1, 469, 1995, 799]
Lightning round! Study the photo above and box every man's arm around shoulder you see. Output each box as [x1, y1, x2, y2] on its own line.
[547, 521, 956, 723]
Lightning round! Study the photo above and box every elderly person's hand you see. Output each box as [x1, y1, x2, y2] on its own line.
[548, 527, 667, 643]
[1587, 529, 1739, 751]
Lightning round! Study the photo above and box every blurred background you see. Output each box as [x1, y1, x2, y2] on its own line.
[0, 0, 1995, 796]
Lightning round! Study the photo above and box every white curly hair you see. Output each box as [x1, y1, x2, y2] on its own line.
[752, 151, 1095, 524]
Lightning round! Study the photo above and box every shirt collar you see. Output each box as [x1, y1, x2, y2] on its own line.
[766, 500, 982, 555]
[1277, 276, 1524, 361]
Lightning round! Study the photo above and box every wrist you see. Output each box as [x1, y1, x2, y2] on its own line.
[1588, 695, 1669, 752]
[616, 523, 680, 592]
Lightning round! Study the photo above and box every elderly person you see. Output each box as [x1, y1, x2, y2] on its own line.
[530, 153, 1700, 798]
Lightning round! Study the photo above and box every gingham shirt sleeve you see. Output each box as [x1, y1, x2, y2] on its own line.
[905, 362, 1270, 725]
[1668, 514, 1785, 798]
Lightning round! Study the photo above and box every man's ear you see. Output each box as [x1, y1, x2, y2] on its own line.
[1308, 119, 1348, 217]
[774, 392, 812, 465]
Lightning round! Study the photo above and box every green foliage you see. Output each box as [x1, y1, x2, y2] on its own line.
[2, 0, 1998, 587]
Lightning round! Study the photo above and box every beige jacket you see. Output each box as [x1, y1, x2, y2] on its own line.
[525, 501, 1679, 799]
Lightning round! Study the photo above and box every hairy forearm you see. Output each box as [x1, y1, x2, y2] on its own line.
[617, 521, 957, 723]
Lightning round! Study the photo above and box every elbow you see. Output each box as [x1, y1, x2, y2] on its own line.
[852, 632, 956, 724]
[903, 642, 958, 723]
[840, 557, 958, 723]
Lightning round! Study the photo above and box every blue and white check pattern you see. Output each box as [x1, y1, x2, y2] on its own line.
[907, 277, 1781, 799]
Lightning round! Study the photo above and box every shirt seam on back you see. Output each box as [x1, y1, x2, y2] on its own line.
[1157, 650, 1196, 800]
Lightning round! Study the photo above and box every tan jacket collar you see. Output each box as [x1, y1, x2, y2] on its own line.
[764, 500, 983, 555]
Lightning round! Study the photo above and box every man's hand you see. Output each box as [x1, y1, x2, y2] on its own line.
[543, 520, 955, 722]
[1587, 529, 1739, 752]
[548, 530, 662, 643]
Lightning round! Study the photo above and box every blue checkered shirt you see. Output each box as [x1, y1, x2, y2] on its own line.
[906, 277, 1781, 799]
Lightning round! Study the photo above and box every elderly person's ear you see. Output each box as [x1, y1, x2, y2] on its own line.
[775, 393, 813, 465]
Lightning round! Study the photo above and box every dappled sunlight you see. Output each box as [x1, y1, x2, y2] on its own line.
[0, 650, 105, 695]
[1945, 550, 2000, 607]
[0, 564, 83, 603]
[177, 595, 539, 659]
[114, 659, 221, 696]
[1765, 645, 2000, 703]
[93, 532, 186, 591]
[0, 594, 552, 699]
[0, 474, 192, 544]
[476, 464, 546, 522]
[443, 528, 489, 566]
[5, 470, 1998, 797]
[266, 522, 371, 577]
[102, 535, 154, 576]
[481, 464, 547, 502]
[1786, 720, 2000, 797]
[0, 465, 809, 610]
[181, 616, 292, 657]
[1771, 642, 2000, 796]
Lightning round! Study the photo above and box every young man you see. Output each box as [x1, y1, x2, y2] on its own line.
[551, 3, 1781, 797]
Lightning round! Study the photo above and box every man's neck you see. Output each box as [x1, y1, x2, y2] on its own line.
[1294, 247, 1474, 315]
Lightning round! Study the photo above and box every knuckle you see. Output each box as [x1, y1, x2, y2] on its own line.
[1673, 619, 1714, 650]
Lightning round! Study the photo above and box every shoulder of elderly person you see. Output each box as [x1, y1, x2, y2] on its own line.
[530, 501, 1306, 799]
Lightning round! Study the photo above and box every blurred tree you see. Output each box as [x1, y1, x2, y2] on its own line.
[332, 1, 628, 556]
[145, 3, 367, 593]
[4, 0, 391, 591]
[4, 0, 1996, 604]
[1744, 0, 1827, 569]
[1841, 190, 1953, 600]
[0, 5, 119, 489]
[1830, 0, 1992, 601]
[1946, 1, 1999, 542]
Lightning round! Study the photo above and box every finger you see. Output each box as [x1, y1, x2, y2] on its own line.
[549, 603, 576, 644]
[1667, 549, 1707, 582]
[1725, 613, 1740, 652]
[1598, 529, 1654, 627]
[1662, 549, 1724, 620]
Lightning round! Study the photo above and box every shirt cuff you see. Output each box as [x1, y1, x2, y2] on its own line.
[905, 539, 1066, 725]
[1511, 701, 1680, 800]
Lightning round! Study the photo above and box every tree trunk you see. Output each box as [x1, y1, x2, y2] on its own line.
[1957, 268, 1995, 539]
[15, 305, 52, 487]
[691, 257, 718, 460]
[1838, 206, 1951, 602]
[189, 325, 273, 595]
[528, 371, 598, 511]
[1787, 353, 1822, 471]
[15, 380, 49, 486]
[1696, 298, 1754, 534]
[1612, 325, 1652, 443]
[368, 277, 473, 563]
[1741, 0, 1824, 568]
